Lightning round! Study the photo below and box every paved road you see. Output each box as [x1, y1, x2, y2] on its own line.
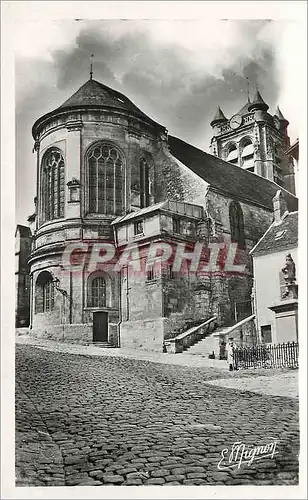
[16, 345, 299, 487]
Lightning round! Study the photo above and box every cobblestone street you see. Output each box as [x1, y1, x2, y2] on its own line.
[16, 344, 299, 487]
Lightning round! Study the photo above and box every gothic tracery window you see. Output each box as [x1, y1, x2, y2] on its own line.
[229, 200, 246, 250]
[41, 149, 65, 223]
[87, 143, 124, 215]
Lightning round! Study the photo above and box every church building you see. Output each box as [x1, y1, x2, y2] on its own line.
[26, 75, 298, 350]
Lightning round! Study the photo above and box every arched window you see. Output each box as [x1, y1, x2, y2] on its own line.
[35, 271, 55, 313]
[229, 201, 246, 250]
[87, 275, 107, 308]
[226, 144, 238, 165]
[140, 157, 150, 208]
[241, 139, 254, 172]
[41, 149, 65, 223]
[87, 143, 124, 215]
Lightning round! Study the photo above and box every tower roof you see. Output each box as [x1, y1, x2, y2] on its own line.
[32, 78, 165, 138]
[15, 225, 32, 238]
[236, 98, 251, 116]
[248, 89, 269, 112]
[210, 106, 227, 127]
[275, 105, 289, 124]
[58, 79, 145, 115]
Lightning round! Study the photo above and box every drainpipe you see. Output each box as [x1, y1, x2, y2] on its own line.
[251, 276, 260, 344]
[126, 266, 130, 321]
[117, 270, 122, 348]
[69, 271, 72, 324]
[29, 273, 33, 330]
[112, 223, 122, 347]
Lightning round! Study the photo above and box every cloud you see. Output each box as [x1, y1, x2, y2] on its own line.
[14, 20, 80, 61]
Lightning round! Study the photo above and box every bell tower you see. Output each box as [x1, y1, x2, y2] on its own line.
[209, 90, 295, 194]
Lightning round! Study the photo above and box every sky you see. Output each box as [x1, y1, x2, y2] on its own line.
[15, 17, 302, 225]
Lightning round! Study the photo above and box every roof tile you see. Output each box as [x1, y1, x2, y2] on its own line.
[168, 135, 298, 212]
[250, 212, 298, 255]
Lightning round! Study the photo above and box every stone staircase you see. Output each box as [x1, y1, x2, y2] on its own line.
[164, 315, 218, 353]
[182, 314, 256, 358]
[182, 327, 230, 357]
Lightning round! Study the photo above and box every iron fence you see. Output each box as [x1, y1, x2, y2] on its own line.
[234, 342, 299, 369]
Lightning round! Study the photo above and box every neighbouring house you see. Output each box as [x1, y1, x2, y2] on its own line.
[26, 74, 298, 350]
[15, 225, 32, 328]
[250, 190, 298, 344]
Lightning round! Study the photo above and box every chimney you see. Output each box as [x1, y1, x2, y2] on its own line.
[273, 190, 288, 223]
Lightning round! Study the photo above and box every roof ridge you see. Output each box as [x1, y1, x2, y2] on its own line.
[168, 135, 298, 213]
[170, 135, 297, 198]
[250, 211, 298, 255]
[249, 220, 275, 254]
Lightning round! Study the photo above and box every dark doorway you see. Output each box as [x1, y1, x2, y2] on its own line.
[93, 312, 108, 342]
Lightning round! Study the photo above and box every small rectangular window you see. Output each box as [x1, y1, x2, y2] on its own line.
[172, 218, 181, 234]
[261, 325, 272, 344]
[168, 265, 175, 279]
[134, 221, 143, 236]
[147, 266, 161, 281]
[147, 268, 154, 281]
[69, 186, 79, 202]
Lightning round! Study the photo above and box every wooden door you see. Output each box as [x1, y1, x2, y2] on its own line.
[93, 312, 108, 342]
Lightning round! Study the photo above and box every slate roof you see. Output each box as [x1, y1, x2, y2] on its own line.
[59, 79, 148, 117]
[237, 99, 252, 116]
[210, 106, 227, 125]
[248, 90, 269, 111]
[32, 78, 165, 138]
[111, 202, 168, 225]
[250, 211, 298, 255]
[284, 140, 299, 159]
[112, 199, 203, 226]
[168, 135, 298, 212]
[15, 225, 32, 238]
[275, 105, 287, 121]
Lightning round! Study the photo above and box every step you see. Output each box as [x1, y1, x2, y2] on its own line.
[185, 336, 217, 353]
[91, 342, 116, 348]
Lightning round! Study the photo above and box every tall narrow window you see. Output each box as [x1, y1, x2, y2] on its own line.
[134, 221, 143, 236]
[172, 218, 181, 234]
[229, 200, 246, 250]
[88, 276, 107, 308]
[41, 149, 65, 223]
[35, 271, 55, 313]
[87, 143, 124, 215]
[226, 144, 238, 165]
[140, 157, 150, 208]
[241, 139, 254, 171]
[43, 280, 55, 312]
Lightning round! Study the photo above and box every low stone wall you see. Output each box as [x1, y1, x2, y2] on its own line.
[220, 318, 257, 347]
[30, 324, 93, 344]
[29, 322, 120, 346]
[120, 318, 165, 351]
